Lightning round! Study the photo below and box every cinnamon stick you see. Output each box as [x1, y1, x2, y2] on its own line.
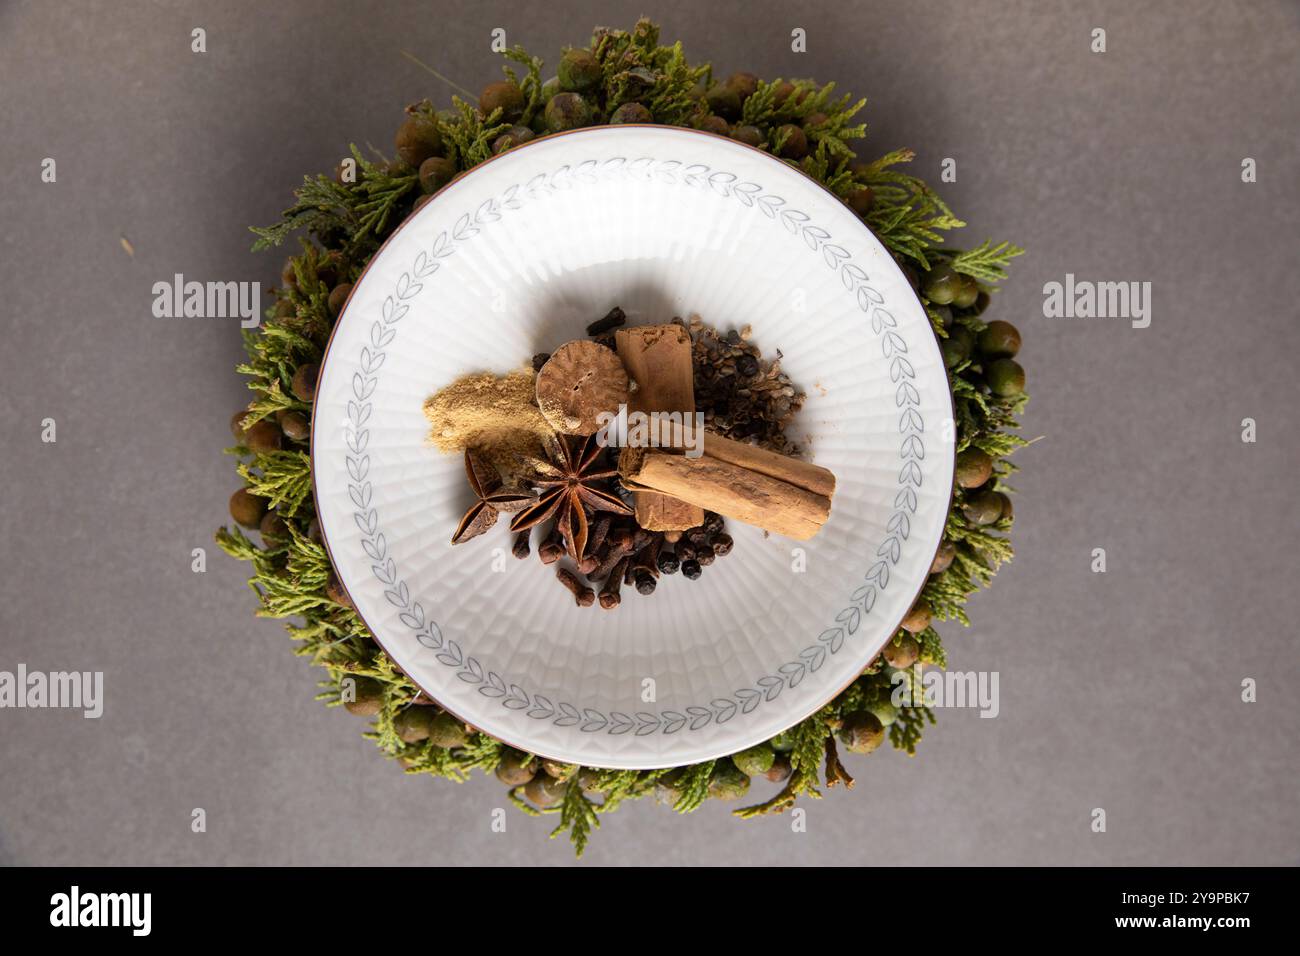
[618, 434, 835, 540]
[615, 324, 704, 532]
[695, 430, 836, 499]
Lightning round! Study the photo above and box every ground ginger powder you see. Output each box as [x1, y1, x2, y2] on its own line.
[422, 369, 553, 483]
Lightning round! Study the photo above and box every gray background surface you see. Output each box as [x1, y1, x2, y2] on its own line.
[0, 0, 1296, 866]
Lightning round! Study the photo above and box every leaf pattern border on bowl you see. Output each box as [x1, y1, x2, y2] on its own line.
[338, 156, 927, 737]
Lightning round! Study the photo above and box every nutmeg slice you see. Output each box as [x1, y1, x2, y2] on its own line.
[535, 340, 630, 435]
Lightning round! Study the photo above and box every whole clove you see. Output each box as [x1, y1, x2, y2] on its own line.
[589, 537, 634, 582]
[512, 529, 532, 559]
[599, 558, 629, 609]
[632, 535, 663, 579]
[556, 567, 596, 607]
[587, 515, 612, 557]
[608, 524, 636, 552]
[586, 306, 627, 337]
[538, 530, 566, 564]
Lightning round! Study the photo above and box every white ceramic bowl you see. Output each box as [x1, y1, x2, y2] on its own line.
[312, 125, 953, 769]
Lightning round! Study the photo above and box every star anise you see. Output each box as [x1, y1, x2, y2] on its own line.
[509, 433, 632, 561]
[450, 449, 534, 545]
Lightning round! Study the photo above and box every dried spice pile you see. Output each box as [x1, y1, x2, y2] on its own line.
[217, 18, 1028, 856]
[687, 317, 806, 456]
[435, 308, 761, 610]
[421, 368, 551, 483]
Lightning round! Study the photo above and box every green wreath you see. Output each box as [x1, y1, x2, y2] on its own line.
[217, 18, 1027, 855]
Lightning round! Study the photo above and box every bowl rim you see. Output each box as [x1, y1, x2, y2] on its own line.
[308, 123, 954, 768]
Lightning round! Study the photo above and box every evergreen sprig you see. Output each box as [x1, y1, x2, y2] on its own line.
[949, 240, 1026, 283]
[671, 760, 717, 814]
[220, 18, 1028, 856]
[554, 780, 601, 855]
[235, 449, 313, 517]
[862, 149, 966, 267]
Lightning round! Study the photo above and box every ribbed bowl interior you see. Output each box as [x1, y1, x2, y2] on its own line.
[312, 126, 954, 769]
